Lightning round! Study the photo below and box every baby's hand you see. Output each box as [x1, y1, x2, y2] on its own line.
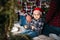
[31, 26, 35, 30]
[24, 25, 28, 29]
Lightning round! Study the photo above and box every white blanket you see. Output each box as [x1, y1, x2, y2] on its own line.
[11, 23, 26, 35]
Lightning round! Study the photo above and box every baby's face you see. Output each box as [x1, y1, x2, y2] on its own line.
[33, 10, 42, 20]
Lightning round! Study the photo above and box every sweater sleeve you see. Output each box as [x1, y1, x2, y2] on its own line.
[46, 0, 57, 23]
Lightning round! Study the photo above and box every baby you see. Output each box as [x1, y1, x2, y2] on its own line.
[31, 7, 44, 34]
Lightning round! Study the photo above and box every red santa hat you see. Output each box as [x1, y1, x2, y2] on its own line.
[33, 7, 43, 12]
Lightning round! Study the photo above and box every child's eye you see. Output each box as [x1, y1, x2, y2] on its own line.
[37, 14, 40, 15]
